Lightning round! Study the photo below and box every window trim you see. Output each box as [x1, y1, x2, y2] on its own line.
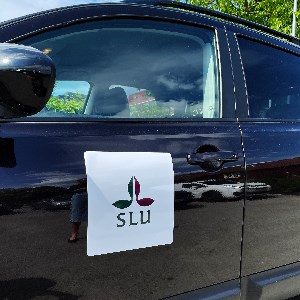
[17, 20, 227, 121]
[1, 8, 236, 121]
[232, 33, 300, 120]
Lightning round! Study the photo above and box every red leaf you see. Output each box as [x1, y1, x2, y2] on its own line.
[136, 197, 155, 206]
[134, 176, 140, 197]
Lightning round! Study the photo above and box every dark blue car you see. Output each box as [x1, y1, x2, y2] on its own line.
[1, 1, 300, 299]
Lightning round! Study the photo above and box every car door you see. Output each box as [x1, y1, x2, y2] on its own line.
[228, 29, 300, 298]
[0, 4, 244, 299]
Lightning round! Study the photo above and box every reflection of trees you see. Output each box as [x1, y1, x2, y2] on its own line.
[176, 157, 300, 196]
[46, 92, 86, 114]
[0, 186, 70, 210]
[0, 180, 87, 212]
[247, 157, 300, 195]
[263, 176, 300, 195]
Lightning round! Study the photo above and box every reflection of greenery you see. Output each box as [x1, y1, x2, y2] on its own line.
[189, 103, 203, 117]
[130, 101, 172, 118]
[130, 101, 203, 118]
[0, 186, 70, 209]
[46, 92, 86, 114]
[264, 175, 300, 195]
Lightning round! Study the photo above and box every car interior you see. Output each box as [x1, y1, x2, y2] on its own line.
[23, 20, 220, 119]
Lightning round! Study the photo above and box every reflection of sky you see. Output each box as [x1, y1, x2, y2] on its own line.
[28, 172, 83, 187]
[0, 139, 85, 189]
[110, 85, 143, 97]
[52, 80, 90, 96]
[52, 83, 141, 98]
[0, 122, 243, 189]
[27, 22, 211, 102]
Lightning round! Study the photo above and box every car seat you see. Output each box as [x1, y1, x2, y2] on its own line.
[92, 87, 129, 117]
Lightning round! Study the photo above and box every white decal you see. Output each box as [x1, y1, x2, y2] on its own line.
[84, 152, 174, 256]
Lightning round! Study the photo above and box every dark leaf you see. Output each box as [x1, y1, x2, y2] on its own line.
[136, 197, 155, 206]
[128, 177, 134, 199]
[112, 199, 133, 209]
[134, 176, 140, 197]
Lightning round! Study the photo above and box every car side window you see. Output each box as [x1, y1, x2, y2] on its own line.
[21, 19, 220, 119]
[238, 37, 300, 119]
[36, 80, 91, 116]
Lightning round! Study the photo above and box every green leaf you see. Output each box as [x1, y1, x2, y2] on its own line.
[112, 200, 133, 209]
[128, 176, 134, 199]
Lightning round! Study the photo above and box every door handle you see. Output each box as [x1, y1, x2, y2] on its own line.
[187, 150, 239, 172]
[187, 151, 239, 165]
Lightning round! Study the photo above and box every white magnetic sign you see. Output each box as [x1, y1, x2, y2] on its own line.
[84, 152, 174, 256]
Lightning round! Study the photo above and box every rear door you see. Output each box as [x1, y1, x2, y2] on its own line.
[0, 5, 244, 299]
[229, 29, 300, 297]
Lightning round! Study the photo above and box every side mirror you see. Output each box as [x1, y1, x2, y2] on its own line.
[0, 43, 56, 118]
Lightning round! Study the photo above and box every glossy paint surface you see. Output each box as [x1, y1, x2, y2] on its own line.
[0, 121, 244, 299]
[0, 43, 55, 117]
[3, 1, 300, 298]
[240, 122, 300, 276]
[0, 3, 246, 298]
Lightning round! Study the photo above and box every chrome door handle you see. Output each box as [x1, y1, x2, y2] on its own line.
[187, 151, 239, 165]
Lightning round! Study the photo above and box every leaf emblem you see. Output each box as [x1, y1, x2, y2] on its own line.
[134, 176, 155, 207]
[128, 176, 134, 200]
[112, 176, 155, 209]
[134, 176, 140, 198]
[112, 199, 133, 209]
[137, 197, 155, 206]
[112, 177, 134, 209]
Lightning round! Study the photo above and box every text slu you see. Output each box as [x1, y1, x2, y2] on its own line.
[117, 210, 151, 227]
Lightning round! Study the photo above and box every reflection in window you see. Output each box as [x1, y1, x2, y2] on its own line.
[35, 81, 90, 117]
[24, 20, 220, 119]
[238, 37, 300, 119]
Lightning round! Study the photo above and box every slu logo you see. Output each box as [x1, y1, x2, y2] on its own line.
[112, 176, 155, 209]
[112, 176, 155, 227]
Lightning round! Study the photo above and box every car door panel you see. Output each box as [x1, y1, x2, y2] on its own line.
[0, 121, 244, 299]
[228, 29, 300, 282]
[0, 5, 245, 299]
[239, 122, 300, 275]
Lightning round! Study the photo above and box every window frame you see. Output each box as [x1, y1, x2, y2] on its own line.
[0, 4, 236, 122]
[228, 29, 300, 121]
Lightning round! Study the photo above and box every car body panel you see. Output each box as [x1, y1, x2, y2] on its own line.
[1, 1, 300, 299]
[0, 121, 244, 299]
[239, 122, 300, 275]
[227, 28, 300, 281]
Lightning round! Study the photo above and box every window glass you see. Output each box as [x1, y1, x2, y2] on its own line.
[23, 20, 220, 119]
[238, 37, 300, 119]
[36, 81, 90, 117]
